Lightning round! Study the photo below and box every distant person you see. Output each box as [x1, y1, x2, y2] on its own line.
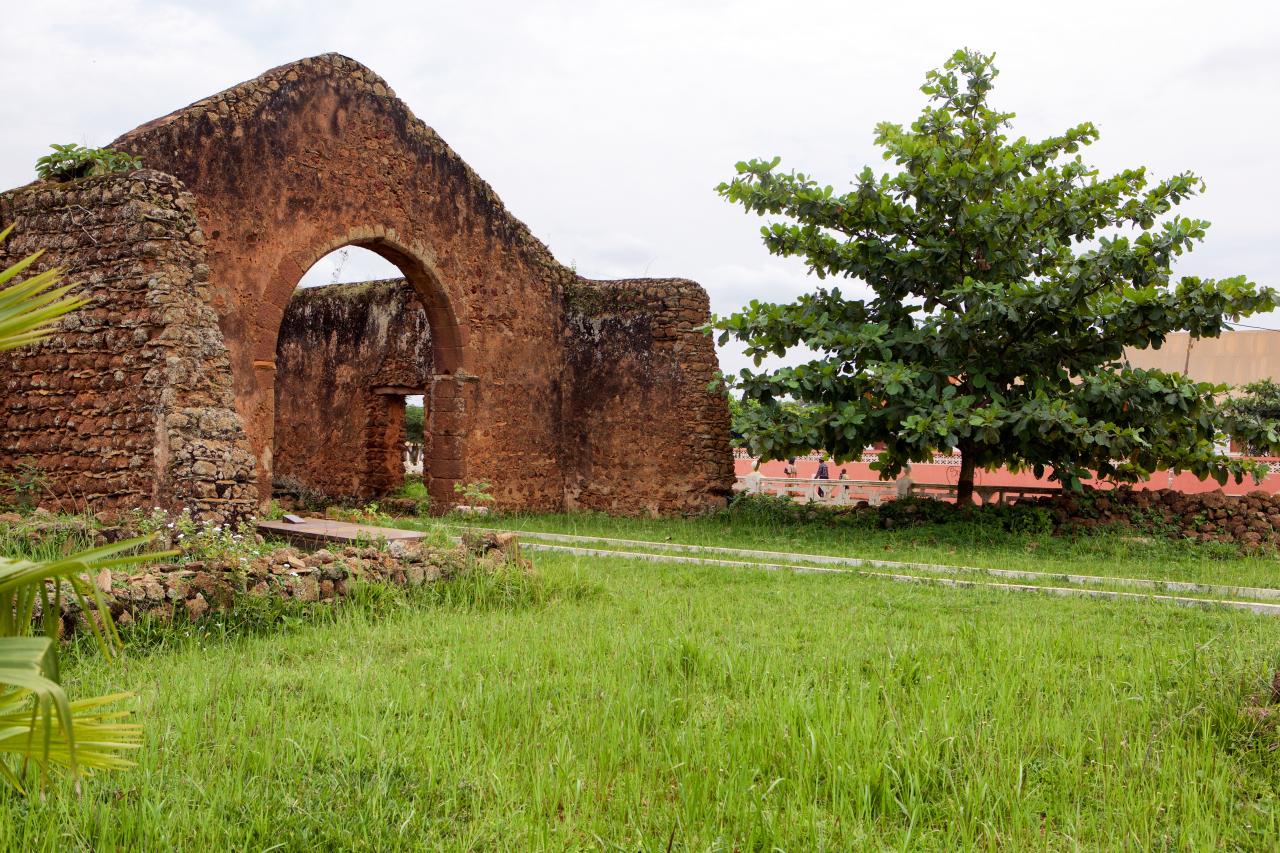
[814, 457, 830, 498]
[838, 467, 849, 498]
[783, 457, 798, 478]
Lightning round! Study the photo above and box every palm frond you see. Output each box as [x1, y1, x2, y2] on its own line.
[0, 225, 160, 794]
[0, 538, 169, 793]
[0, 224, 88, 352]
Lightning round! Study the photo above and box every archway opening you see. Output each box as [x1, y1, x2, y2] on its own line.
[271, 244, 442, 508]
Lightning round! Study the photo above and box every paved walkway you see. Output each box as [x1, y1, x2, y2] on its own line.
[465, 527, 1280, 617]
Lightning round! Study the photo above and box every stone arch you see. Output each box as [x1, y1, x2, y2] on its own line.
[272, 228, 467, 375]
[267, 230, 470, 507]
[111, 53, 573, 510]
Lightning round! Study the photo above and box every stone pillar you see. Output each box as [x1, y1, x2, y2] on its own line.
[426, 372, 478, 509]
[366, 392, 408, 496]
[251, 358, 277, 502]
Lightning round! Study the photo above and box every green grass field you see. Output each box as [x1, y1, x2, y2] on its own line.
[6, 546, 1280, 850]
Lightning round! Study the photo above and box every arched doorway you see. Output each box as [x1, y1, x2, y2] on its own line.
[260, 232, 473, 512]
[272, 246, 424, 504]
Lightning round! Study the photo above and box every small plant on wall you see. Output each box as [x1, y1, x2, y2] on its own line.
[35, 143, 142, 182]
[454, 480, 495, 508]
[0, 458, 49, 511]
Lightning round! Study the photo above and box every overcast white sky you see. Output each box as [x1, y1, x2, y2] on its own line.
[2, 0, 1277, 377]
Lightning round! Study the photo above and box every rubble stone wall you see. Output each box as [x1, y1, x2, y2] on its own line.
[0, 171, 257, 522]
[274, 279, 432, 500]
[0, 54, 734, 518]
[562, 278, 735, 514]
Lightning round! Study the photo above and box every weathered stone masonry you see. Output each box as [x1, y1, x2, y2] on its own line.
[0, 173, 257, 522]
[0, 53, 732, 517]
[563, 278, 734, 514]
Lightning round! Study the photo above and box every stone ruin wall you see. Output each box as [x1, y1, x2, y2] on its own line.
[274, 279, 432, 501]
[109, 53, 576, 514]
[0, 54, 733, 520]
[0, 171, 257, 522]
[563, 278, 735, 514]
[271, 276, 735, 514]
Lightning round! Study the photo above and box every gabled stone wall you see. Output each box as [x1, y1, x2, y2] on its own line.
[0, 171, 256, 522]
[109, 52, 575, 512]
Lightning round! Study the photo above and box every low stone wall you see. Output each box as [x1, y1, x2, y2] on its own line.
[1039, 486, 1280, 551]
[35, 526, 527, 635]
[274, 279, 432, 500]
[562, 277, 734, 514]
[93, 544, 424, 629]
[0, 171, 257, 523]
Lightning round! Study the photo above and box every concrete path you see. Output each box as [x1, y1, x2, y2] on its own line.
[465, 527, 1280, 617]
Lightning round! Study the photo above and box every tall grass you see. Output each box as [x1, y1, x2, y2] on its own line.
[2, 550, 1279, 849]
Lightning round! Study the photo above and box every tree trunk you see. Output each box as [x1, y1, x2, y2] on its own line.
[956, 447, 976, 505]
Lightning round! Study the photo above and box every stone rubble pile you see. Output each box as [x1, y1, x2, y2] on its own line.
[1, 513, 526, 634]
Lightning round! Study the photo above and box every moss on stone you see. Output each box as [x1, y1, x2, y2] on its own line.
[290, 278, 408, 302]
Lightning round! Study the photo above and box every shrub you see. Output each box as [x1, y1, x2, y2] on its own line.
[132, 507, 269, 565]
[453, 480, 495, 507]
[35, 144, 141, 182]
[727, 491, 1054, 537]
[723, 492, 807, 524]
[395, 475, 431, 517]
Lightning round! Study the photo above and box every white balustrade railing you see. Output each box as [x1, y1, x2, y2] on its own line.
[735, 474, 1060, 506]
[735, 474, 910, 506]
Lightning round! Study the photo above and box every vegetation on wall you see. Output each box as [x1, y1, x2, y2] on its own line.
[34, 143, 142, 182]
[562, 278, 645, 316]
[715, 49, 1279, 502]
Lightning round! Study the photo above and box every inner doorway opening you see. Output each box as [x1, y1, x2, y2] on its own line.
[272, 246, 432, 507]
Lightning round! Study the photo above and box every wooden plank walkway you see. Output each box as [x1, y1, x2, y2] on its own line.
[257, 517, 426, 549]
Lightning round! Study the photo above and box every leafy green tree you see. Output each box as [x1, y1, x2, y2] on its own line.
[728, 395, 817, 449]
[404, 403, 424, 445]
[1222, 380, 1280, 456]
[715, 49, 1277, 502]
